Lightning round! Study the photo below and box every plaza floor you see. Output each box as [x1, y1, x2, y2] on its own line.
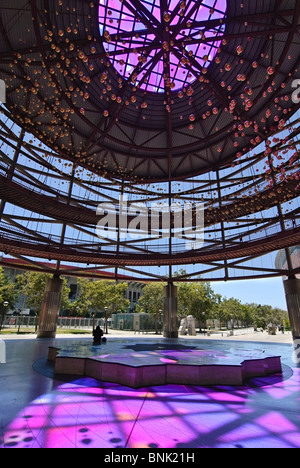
[0, 332, 299, 449]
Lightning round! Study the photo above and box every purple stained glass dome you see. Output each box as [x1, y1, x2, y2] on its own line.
[99, 0, 227, 93]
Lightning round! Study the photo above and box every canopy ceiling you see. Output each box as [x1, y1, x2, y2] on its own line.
[0, 0, 300, 283]
[0, 0, 299, 182]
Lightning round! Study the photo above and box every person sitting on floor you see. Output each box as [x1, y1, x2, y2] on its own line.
[93, 325, 104, 345]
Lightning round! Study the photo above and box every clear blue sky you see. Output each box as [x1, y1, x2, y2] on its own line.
[212, 277, 287, 310]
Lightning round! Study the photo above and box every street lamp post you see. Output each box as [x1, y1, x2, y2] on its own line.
[104, 306, 108, 334]
[159, 309, 163, 335]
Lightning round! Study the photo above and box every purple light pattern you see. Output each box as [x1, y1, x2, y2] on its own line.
[99, 0, 227, 93]
[2, 370, 300, 449]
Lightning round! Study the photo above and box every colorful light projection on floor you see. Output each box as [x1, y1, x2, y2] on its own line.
[99, 0, 227, 93]
[2, 370, 300, 449]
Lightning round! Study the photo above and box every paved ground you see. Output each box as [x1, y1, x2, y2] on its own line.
[1, 330, 299, 449]
[1, 328, 294, 344]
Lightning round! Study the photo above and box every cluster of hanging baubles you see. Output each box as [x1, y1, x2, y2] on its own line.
[4, 0, 299, 193]
[99, 31, 292, 141]
[48, 6, 291, 137]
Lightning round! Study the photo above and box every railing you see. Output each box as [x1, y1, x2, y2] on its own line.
[1, 216, 300, 257]
[3, 316, 107, 331]
[2, 316, 159, 333]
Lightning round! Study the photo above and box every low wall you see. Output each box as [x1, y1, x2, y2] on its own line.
[50, 347, 282, 389]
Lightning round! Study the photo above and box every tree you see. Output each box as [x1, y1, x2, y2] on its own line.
[240, 303, 254, 327]
[0, 267, 17, 309]
[67, 278, 93, 317]
[177, 282, 193, 319]
[138, 280, 217, 332]
[251, 304, 288, 329]
[0, 268, 17, 329]
[177, 281, 216, 326]
[137, 283, 164, 315]
[137, 283, 165, 332]
[189, 283, 216, 325]
[16, 272, 70, 315]
[219, 297, 245, 328]
[77, 279, 130, 332]
[108, 282, 130, 314]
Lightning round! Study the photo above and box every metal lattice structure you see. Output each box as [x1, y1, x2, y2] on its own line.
[0, 0, 300, 283]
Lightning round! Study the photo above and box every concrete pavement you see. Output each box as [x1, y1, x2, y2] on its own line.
[1, 328, 294, 344]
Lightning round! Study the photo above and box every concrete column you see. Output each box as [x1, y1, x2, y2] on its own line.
[37, 276, 64, 339]
[163, 284, 178, 339]
[284, 278, 300, 340]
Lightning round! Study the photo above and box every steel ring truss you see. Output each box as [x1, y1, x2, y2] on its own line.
[0, 0, 299, 283]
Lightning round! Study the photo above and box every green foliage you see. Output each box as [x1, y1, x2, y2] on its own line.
[137, 283, 164, 315]
[16, 272, 70, 314]
[137, 281, 216, 322]
[250, 303, 288, 329]
[0, 267, 17, 311]
[215, 298, 288, 329]
[14, 268, 289, 331]
[136, 274, 289, 331]
[178, 282, 216, 322]
[72, 279, 130, 317]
